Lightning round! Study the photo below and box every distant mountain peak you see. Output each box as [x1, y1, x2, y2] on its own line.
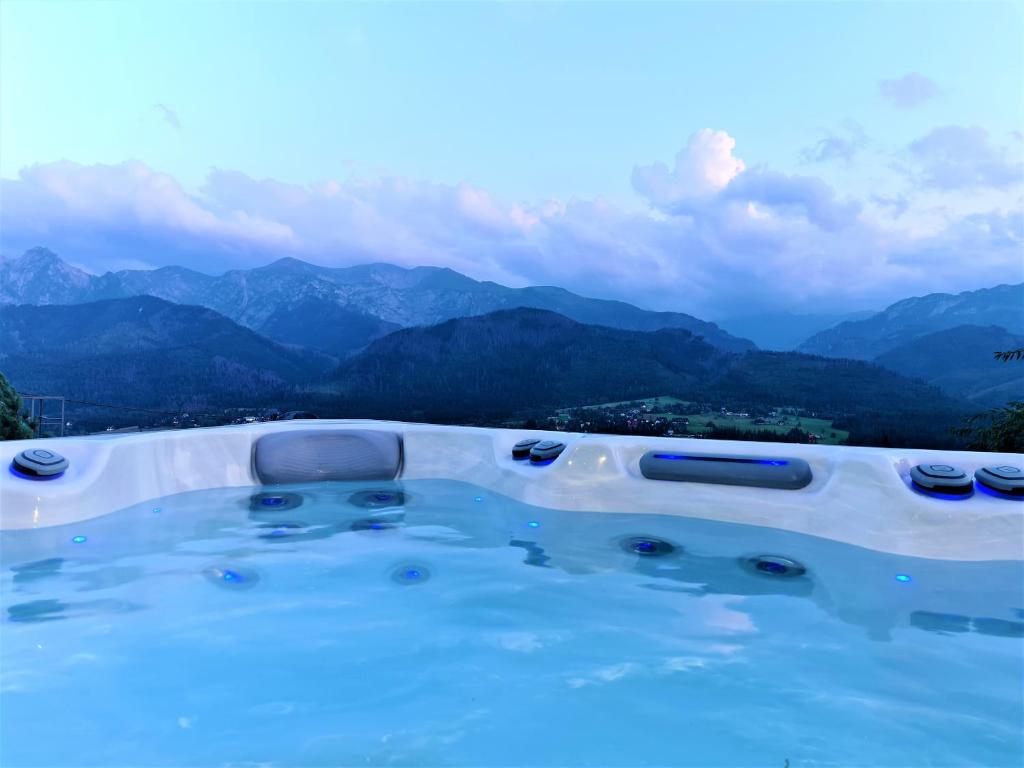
[16, 246, 88, 275]
[19, 246, 62, 263]
[258, 256, 318, 273]
[0, 246, 758, 351]
[0, 247, 94, 306]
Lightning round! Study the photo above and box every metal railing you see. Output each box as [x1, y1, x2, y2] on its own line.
[19, 394, 66, 438]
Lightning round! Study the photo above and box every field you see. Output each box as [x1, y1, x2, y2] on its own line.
[557, 395, 850, 445]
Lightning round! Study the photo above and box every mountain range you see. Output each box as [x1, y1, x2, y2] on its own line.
[798, 283, 1024, 359]
[0, 248, 754, 355]
[0, 295, 966, 446]
[797, 283, 1023, 403]
[0, 246, 1019, 444]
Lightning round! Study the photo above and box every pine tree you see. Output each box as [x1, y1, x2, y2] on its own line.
[0, 372, 33, 440]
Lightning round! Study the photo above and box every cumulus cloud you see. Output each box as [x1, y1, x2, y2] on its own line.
[631, 129, 745, 206]
[1, 128, 1021, 318]
[879, 72, 939, 109]
[905, 125, 1023, 190]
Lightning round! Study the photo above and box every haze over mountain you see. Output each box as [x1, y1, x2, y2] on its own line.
[716, 310, 876, 351]
[0, 247, 754, 355]
[798, 283, 1024, 360]
[0, 297, 318, 410]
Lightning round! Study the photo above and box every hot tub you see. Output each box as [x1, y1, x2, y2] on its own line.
[1, 421, 1022, 766]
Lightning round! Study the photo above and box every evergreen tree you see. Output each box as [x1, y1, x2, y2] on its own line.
[0, 371, 33, 440]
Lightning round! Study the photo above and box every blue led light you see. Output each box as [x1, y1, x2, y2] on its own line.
[71, 535, 87, 544]
[474, 496, 484, 503]
[895, 574, 912, 583]
[203, 565, 260, 589]
[152, 507, 162, 513]
[910, 483, 973, 501]
[651, 454, 787, 466]
[391, 563, 431, 585]
[9, 465, 65, 481]
[526, 520, 541, 528]
[975, 483, 1023, 502]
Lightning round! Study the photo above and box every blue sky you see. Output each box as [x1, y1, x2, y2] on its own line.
[1, 1, 1022, 317]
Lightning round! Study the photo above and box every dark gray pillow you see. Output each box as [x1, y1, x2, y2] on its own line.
[254, 429, 402, 484]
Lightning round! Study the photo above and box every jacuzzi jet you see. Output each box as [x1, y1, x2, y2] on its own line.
[349, 490, 407, 508]
[256, 522, 306, 539]
[748, 555, 806, 577]
[351, 516, 403, 532]
[390, 563, 431, 585]
[620, 537, 676, 556]
[203, 565, 260, 590]
[249, 492, 303, 512]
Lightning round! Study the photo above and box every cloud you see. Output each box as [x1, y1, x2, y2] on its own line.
[800, 122, 867, 164]
[154, 104, 182, 131]
[879, 72, 938, 109]
[905, 125, 1023, 190]
[1, 129, 1021, 318]
[634, 130, 859, 231]
[719, 171, 861, 232]
[631, 129, 746, 206]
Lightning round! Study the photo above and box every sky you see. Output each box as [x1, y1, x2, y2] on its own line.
[1, 1, 1021, 319]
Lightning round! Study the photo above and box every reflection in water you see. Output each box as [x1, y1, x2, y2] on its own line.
[910, 611, 972, 634]
[631, 548, 814, 599]
[911, 611, 1024, 638]
[508, 539, 551, 568]
[8, 598, 66, 622]
[972, 617, 1024, 637]
[11, 558, 65, 585]
[350, 514, 405, 532]
[248, 492, 303, 512]
[8, 597, 142, 623]
[349, 489, 407, 509]
[2, 479, 1022, 768]
[4, 481, 1023, 647]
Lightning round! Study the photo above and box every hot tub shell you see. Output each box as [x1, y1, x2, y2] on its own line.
[1, 420, 1021, 561]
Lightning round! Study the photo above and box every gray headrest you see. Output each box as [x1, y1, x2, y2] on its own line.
[254, 429, 402, 484]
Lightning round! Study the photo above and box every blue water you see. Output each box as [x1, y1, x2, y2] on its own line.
[1, 479, 1021, 767]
